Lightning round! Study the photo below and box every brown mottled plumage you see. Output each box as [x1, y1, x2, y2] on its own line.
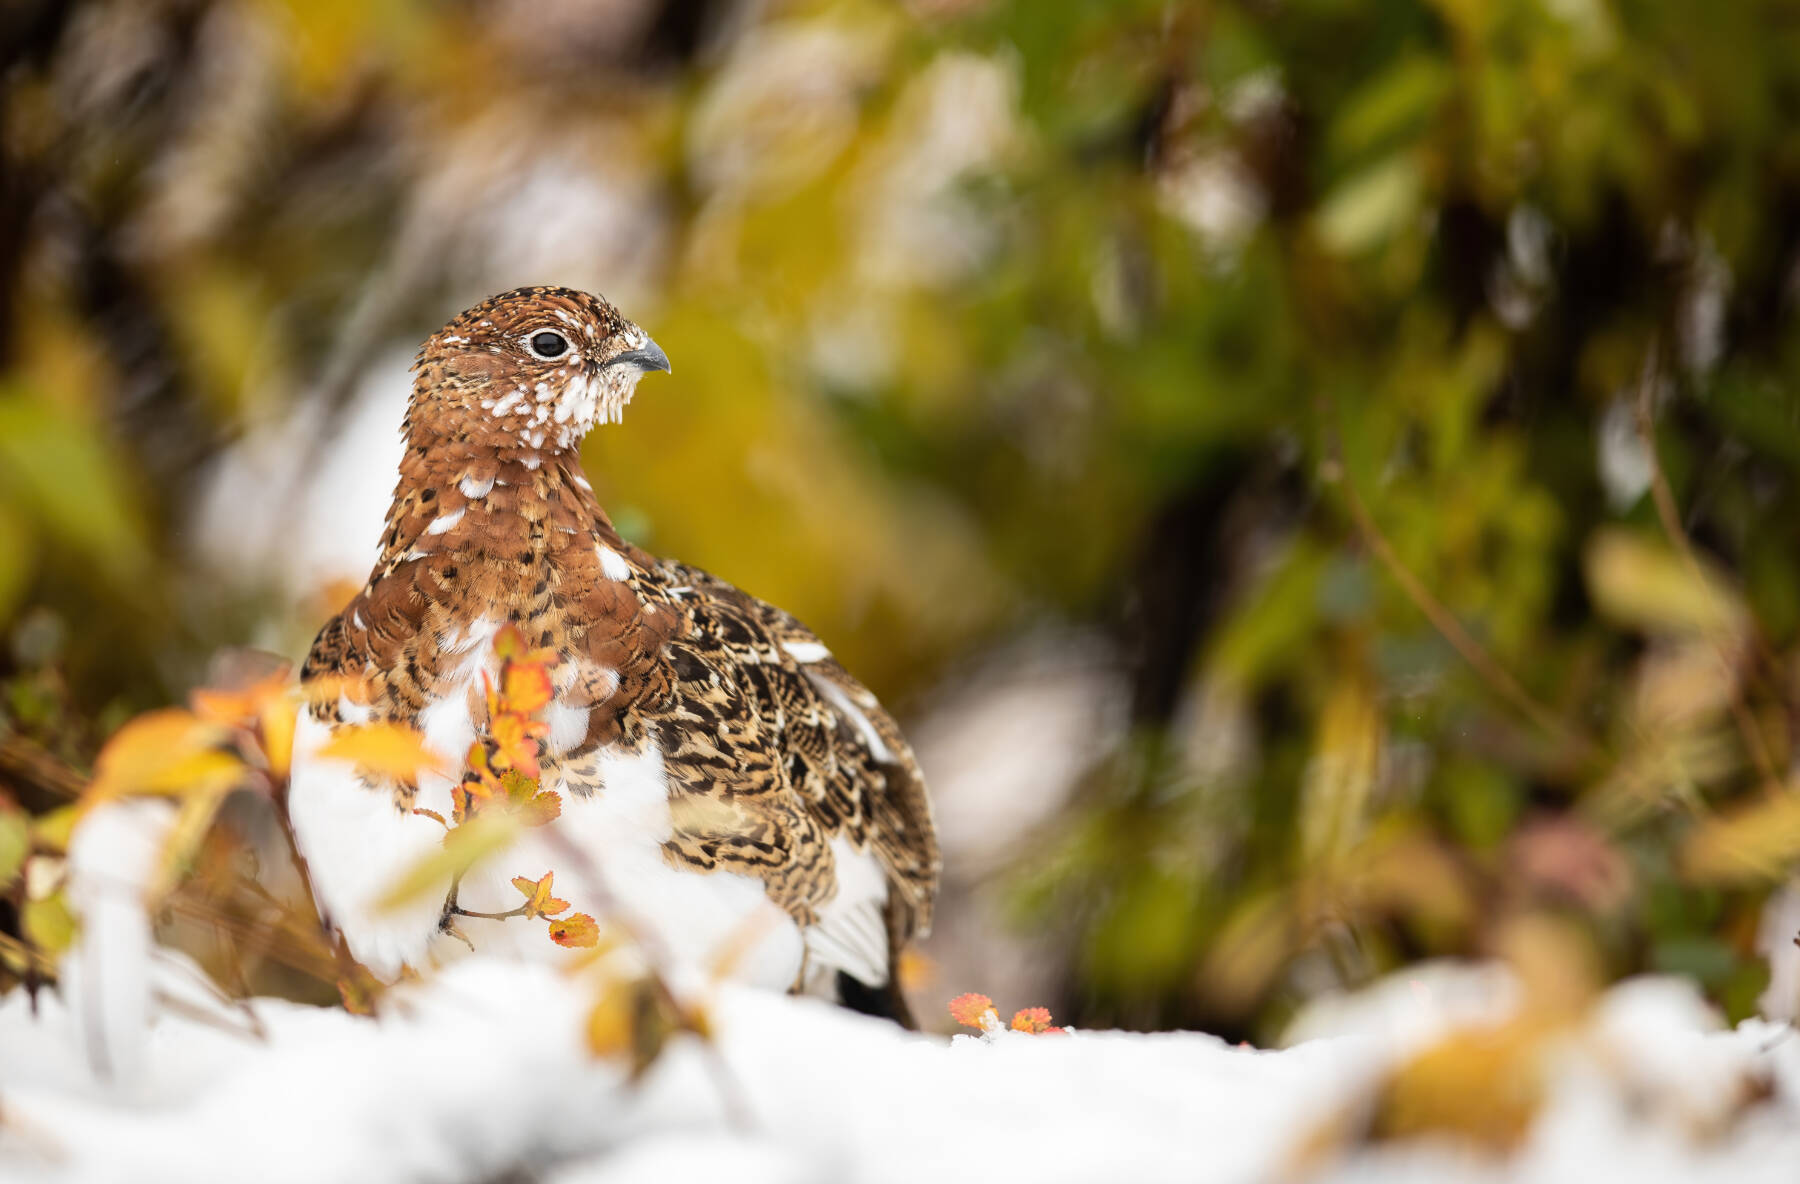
[290, 287, 938, 1022]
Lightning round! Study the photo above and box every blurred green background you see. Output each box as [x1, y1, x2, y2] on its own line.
[4, 0, 1800, 1040]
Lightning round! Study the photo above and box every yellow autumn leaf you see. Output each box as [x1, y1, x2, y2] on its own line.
[1370, 1014, 1557, 1151]
[259, 689, 299, 779]
[1584, 529, 1745, 638]
[87, 709, 245, 801]
[510, 871, 570, 918]
[0, 800, 26, 888]
[376, 812, 522, 912]
[316, 722, 448, 784]
[586, 979, 635, 1058]
[549, 912, 601, 948]
[1680, 785, 1800, 884]
[22, 892, 77, 957]
[30, 804, 79, 853]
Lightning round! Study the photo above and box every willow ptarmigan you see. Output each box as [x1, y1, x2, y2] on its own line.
[288, 286, 938, 1023]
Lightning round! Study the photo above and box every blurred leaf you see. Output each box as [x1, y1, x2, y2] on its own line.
[1681, 786, 1800, 884]
[500, 663, 553, 716]
[1196, 890, 1295, 1017]
[316, 722, 448, 786]
[0, 504, 33, 627]
[0, 801, 27, 887]
[1584, 529, 1744, 637]
[586, 978, 637, 1059]
[30, 805, 80, 854]
[0, 390, 151, 589]
[1314, 153, 1422, 255]
[87, 709, 244, 801]
[1299, 679, 1381, 864]
[21, 892, 77, 956]
[1368, 1016, 1551, 1152]
[376, 812, 521, 912]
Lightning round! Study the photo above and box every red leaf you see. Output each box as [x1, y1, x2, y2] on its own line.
[948, 992, 995, 1030]
[1010, 1006, 1058, 1034]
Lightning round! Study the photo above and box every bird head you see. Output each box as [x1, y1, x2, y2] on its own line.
[407, 286, 670, 453]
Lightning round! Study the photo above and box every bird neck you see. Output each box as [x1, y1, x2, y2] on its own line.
[374, 439, 626, 576]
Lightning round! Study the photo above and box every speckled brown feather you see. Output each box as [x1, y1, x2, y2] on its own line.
[300, 286, 939, 973]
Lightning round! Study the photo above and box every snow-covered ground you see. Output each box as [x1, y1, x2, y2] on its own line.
[1, 953, 1796, 1184]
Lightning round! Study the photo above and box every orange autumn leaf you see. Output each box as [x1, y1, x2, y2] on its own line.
[317, 722, 448, 783]
[190, 664, 301, 780]
[511, 871, 571, 918]
[549, 912, 600, 948]
[188, 661, 292, 724]
[501, 662, 554, 715]
[489, 713, 546, 778]
[1010, 1007, 1063, 1034]
[948, 992, 996, 1030]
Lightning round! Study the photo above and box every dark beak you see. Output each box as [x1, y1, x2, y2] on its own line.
[614, 338, 671, 376]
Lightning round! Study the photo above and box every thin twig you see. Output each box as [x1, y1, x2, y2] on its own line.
[1319, 403, 1603, 766]
[446, 903, 532, 922]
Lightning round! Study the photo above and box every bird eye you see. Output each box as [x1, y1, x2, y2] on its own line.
[527, 330, 570, 359]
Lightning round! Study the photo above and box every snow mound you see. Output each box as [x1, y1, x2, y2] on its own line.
[1, 959, 1797, 1184]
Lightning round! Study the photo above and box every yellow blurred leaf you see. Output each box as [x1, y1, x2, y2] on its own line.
[1371, 1016, 1552, 1151]
[88, 709, 244, 801]
[1348, 828, 1475, 933]
[1584, 529, 1744, 637]
[0, 390, 152, 589]
[261, 693, 298, 780]
[1681, 785, 1800, 884]
[376, 812, 521, 912]
[1315, 153, 1422, 254]
[1195, 890, 1296, 1016]
[1495, 912, 1600, 1018]
[0, 503, 33, 626]
[1300, 680, 1381, 864]
[316, 722, 448, 785]
[586, 979, 636, 1058]
[0, 803, 27, 887]
[22, 892, 77, 956]
[30, 804, 80, 853]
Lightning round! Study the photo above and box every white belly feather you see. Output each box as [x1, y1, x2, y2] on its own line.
[287, 663, 809, 991]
